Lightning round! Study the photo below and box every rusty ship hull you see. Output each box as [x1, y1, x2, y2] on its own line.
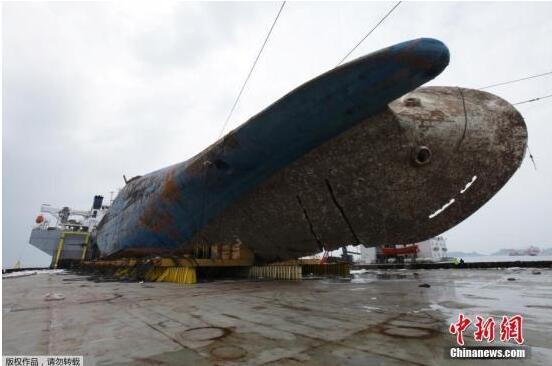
[95, 38, 527, 262]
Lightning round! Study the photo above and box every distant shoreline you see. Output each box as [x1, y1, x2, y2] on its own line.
[463, 255, 552, 263]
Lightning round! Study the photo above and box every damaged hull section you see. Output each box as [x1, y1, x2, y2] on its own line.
[196, 87, 527, 261]
[96, 38, 526, 262]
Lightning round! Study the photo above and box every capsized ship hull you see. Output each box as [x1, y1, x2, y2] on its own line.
[195, 86, 527, 261]
[96, 38, 527, 262]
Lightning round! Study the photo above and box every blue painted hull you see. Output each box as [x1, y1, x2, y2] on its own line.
[96, 38, 450, 258]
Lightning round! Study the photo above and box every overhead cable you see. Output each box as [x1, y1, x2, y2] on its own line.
[513, 94, 552, 106]
[479, 71, 552, 90]
[218, 1, 286, 138]
[336, 1, 402, 67]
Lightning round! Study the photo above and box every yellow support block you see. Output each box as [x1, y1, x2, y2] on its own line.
[146, 266, 196, 284]
[114, 267, 130, 278]
[156, 268, 170, 282]
[145, 267, 164, 281]
[104, 266, 197, 284]
[249, 265, 302, 280]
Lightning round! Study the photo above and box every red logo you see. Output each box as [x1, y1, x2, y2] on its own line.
[499, 315, 524, 344]
[449, 313, 471, 345]
[449, 314, 524, 345]
[474, 316, 496, 343]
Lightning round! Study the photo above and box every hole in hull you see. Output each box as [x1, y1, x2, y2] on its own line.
[412, 146, 432, 166]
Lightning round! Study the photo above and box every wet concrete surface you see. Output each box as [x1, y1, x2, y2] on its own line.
[3, 268, 552, 365]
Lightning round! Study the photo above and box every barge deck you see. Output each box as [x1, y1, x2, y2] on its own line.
[3, 267, 552, 365]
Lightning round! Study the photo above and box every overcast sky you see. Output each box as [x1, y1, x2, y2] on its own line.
[3, 1, 552, 267]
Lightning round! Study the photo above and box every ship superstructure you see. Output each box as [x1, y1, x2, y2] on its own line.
[29, 195, 109, 267]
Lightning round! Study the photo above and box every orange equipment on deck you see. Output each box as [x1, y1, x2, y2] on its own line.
[381, 245, 418, 256]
